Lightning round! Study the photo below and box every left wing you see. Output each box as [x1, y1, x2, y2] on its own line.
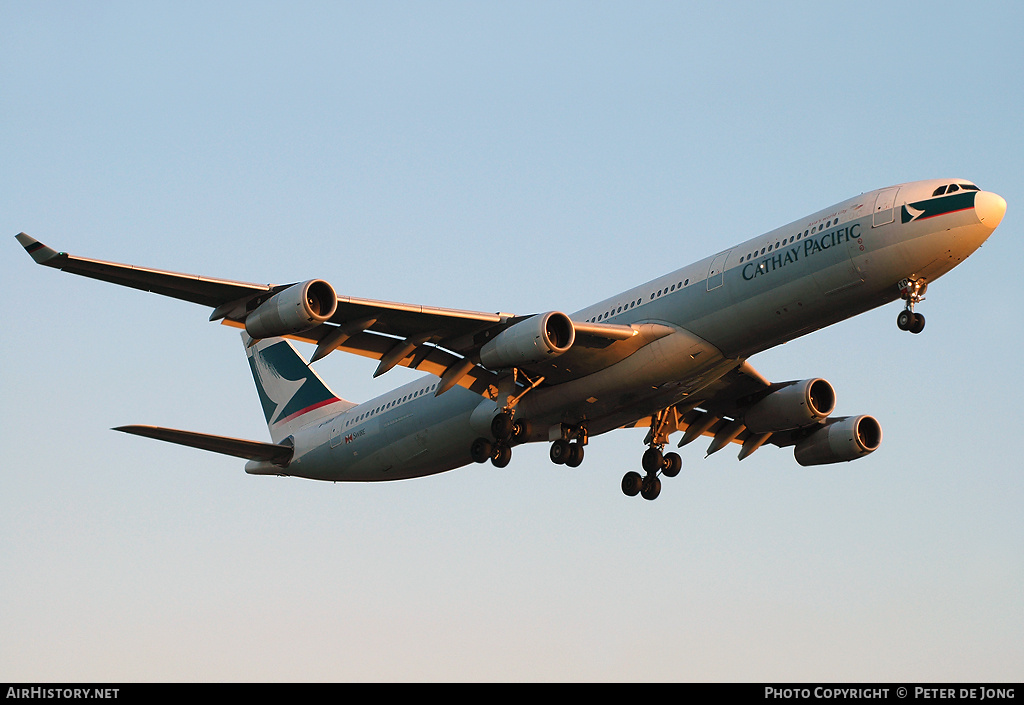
[17, 234, 640, 398]
[114, 425, 294, 465]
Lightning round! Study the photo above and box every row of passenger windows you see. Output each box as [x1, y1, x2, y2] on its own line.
[585, 278, 691, 322]
[344, 383, 438, 427]
[738, 218, 839, 264]
[577, 182, 983, 322]
[932, 183, 979, 196]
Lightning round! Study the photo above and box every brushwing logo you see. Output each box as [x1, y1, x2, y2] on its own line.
[251, 346, 306, 425]
[246, 339, 339, 426]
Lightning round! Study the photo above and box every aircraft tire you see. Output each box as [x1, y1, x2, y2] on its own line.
[909, 313, 925, 334]
[662, 452, 682, 477]
[641, 476, 662, 501]
[565, 443, 584, 467]
[621, 471, 642, 497]
[897, 310, 914, 331]
[470, 437, 492, 464]
[491, 443, 512, 468]
[511, 418, 532, 444]
[549, 438, 571, 465]
[642, 447, 663, 473]
[491, 413, 515, 440]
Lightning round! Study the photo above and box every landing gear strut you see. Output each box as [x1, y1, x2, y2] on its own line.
[897, 279, 927, 334]
[469, 368, 544, 468]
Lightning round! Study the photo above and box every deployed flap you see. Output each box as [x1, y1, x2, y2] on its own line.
[114, 425, 293, 465]
[623, 361, 777, 457]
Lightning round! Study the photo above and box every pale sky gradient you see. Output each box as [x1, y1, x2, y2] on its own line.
[2, 1, 1022, 682]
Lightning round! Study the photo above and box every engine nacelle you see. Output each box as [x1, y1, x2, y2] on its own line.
[743, 378, 836, 433]
[245, 279, 337, 339]
[793, 415, 882, 466]
[479, 311, 575, 370]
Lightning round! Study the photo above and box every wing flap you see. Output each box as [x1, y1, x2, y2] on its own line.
[620, 362, 778, 458]
[222, 319, 503, 398]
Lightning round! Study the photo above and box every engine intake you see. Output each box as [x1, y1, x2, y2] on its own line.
[793, 415, 882, 466]
[743, 378, 836, 433]
[245, 279, 337, 339]
[479, 311, 575, 370]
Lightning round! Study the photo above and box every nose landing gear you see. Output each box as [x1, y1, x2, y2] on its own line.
[897, 279, 927, 334]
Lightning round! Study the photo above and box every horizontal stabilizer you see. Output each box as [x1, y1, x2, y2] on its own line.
[114, 425, 293, 465]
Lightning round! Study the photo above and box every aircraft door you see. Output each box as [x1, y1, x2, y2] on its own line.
[872, 188, 900, 227]
[707, 250, 732, 291]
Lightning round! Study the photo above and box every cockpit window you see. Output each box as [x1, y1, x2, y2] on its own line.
[933, 183, 980, 197]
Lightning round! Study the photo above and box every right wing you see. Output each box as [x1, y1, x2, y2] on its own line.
[17, 234, 647, 399]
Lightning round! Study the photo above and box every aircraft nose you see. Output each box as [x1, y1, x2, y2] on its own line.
[975, 191, 1007, 229]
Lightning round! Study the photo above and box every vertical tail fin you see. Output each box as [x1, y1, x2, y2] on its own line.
[243, 333, 355, 443]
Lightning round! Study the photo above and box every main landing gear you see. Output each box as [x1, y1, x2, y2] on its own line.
[470, 409, 531, 468]
[621, 445, 682, 501]
[897, 279, 927, 334]
[549, 423, 587, 468]
[621, 408, 683, 501]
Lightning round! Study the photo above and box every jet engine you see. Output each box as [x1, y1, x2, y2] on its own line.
[793, 415, 882, 466]
[479, 311, 575, 369]
[245, 279, 338, 339]
[743, 378, 836, 433]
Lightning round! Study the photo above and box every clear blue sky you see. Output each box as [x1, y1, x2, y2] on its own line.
[2, 1, 1021, 682]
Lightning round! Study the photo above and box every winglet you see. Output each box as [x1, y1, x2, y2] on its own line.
[15, 233, 62, 265]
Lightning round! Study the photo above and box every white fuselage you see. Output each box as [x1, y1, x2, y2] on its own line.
[273, 179, 1002, 482]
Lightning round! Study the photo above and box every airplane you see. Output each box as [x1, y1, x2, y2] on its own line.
[16, 178, 1006, 500]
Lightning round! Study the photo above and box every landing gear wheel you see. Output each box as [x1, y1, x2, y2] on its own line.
[549, 438, 572, 465]
[897, 309, 914, 331]
[621, 471, 642, 497]
[491, 443, 512, 468]
[909, 312, 925, 334]
[662, 452, 682, 477]
[511, 418, 532, 444]
[565, 443, 584, 468]
[491, 412, 515, 441]
[470, 437, 492, 464]
[640, 475, 662, 501]
[642, 447, 664, 473]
